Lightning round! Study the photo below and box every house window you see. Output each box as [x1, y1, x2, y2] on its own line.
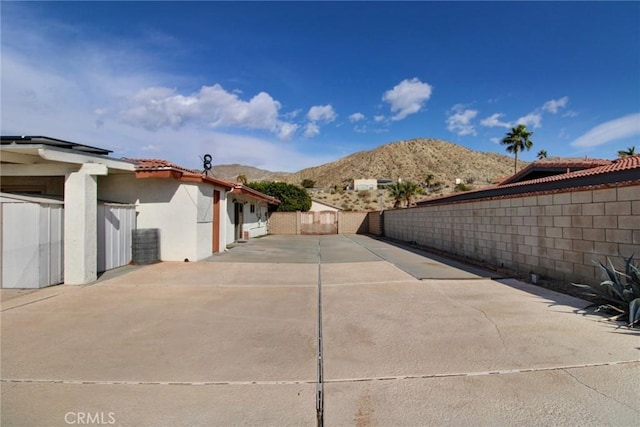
[250, 203, 256, 213]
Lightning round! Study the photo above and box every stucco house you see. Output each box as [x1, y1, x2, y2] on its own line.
[310, 199, 342, 212]
[226, 182, 280, 242]
[354, 178, 378, 191]
[0, 136, 279, 288]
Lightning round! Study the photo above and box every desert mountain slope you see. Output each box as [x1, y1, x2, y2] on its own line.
[210, 164, 289, 182]
[212, 138, 523, 188]
[282, 138, 521, 188]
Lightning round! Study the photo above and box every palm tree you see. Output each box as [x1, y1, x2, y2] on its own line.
[501, 124, 534, 174]
[388, 181, 423, 208]
[236, 174, 248, 185]
[387, 182, 405, 208]
[402, 181, 423, 207]
[425, 173, 435, 188]
[537, 149, 548, 160]
[617, 146, 636, 158]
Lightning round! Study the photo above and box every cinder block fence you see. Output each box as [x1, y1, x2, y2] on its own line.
[267, 180, 638, 286]
[383, 184, 640, 285]
[269, 211, 373, 235]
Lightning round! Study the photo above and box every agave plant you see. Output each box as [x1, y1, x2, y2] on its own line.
[573, 255, 640, 327]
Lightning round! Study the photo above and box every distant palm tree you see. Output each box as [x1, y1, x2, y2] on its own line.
[402, 181, 423, 207]
[388, 181, 422, 208]
[388, 182, 405, 208]
[425, 173, 435, 188]
[236, 174, 248, 185]
[617, 146, 636, 158]
[501, 124, 534, 174]
[537, 150, 548, 160]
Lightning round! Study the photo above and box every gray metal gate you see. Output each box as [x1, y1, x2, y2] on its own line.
[97, 203, 136, 272]
[1, 194, 64, 288]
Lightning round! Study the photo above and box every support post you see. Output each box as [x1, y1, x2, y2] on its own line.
[63, 163, 107, 285]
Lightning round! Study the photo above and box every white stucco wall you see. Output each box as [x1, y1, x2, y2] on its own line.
[226, 200, 236, 245]
[195, 184, 214, 260]
[310, 200, 340, 212]
[354, 179, 378, 191]
[99, 174, 227, 261]
[226, 197, 270, 243]
[244, 202, 269, 238]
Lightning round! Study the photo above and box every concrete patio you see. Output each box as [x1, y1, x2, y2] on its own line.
[1, 235, 638, 426]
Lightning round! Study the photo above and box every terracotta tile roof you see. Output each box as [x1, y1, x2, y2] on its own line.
[498, 158, 612, 185]
[417, 154, 640, 206]
[123, 158, 201, 174]
[230, 184, 281, 205]
[124, 157, 280, 204]
[500, 154, 638, 188]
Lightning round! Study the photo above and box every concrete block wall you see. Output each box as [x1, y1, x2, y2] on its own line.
[268, 212, 298, 234]
[268, 211, 371, 235]
[384, 184, 640, 285]
[368, 211, 383, 236]
[338, 212, 369, 234]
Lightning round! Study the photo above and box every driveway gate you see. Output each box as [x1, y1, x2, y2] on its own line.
[300, 211, 337, 235]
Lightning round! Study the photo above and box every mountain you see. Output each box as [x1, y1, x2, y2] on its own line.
[213, 138, 523, 189]
[210, 164, 290, 182]
[282, 138, 521, 188]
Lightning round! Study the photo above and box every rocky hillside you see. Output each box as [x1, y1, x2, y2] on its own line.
[282, 138, 520, 188]
[210, 164, 288, 182]
[212, 138, 522, 190]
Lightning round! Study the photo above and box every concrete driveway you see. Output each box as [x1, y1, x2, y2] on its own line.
[2, 234, 638, 426]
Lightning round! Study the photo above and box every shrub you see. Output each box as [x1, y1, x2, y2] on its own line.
[357, 190, 371, 199]
[573, 254, 640, 328]
[455, 183, 471, 192]
[301, 179, 316, 188]
[247, 181, 311, 212]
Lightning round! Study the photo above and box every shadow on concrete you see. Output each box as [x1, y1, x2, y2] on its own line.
[355, 235, 508, 280]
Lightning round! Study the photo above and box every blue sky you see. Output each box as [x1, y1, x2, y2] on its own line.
[2, 1, 639, 172]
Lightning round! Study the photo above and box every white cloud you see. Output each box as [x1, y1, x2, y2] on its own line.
[275, 122, 299, 140]
[301, 104, 337, 138]
[120, 84, 298, 140]
[480, 113, 512, 129]
[446, 104, 478, 136]
[382, 77, 433, 121]
[374, 115, 386, 122]
[490, 137, 500, 144]
[542, 96, 568, 114]
[516, 113, 542, 129]
[283, 109, 302, 119]
[199, 131, 338, 172]
[303, 122, 320, 138]
[0, 18, 344, 171]
[349, 112, 365, 122]
[307, 104, 337, 123]
[480, 97, 568, 133]
[563, 110, 578, 118]
[141, 144, 161, 152]
[571, 113, 640, 148]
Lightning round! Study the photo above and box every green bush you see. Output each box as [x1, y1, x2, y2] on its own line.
[301, 179, 316, 188]
[247, 181, 311, 212]
[573, 254, 640, 328]
[454, 183, 471, 192]
[357, 190, 371, 199]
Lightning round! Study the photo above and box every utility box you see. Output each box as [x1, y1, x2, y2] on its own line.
[132, 228, 160, 264]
